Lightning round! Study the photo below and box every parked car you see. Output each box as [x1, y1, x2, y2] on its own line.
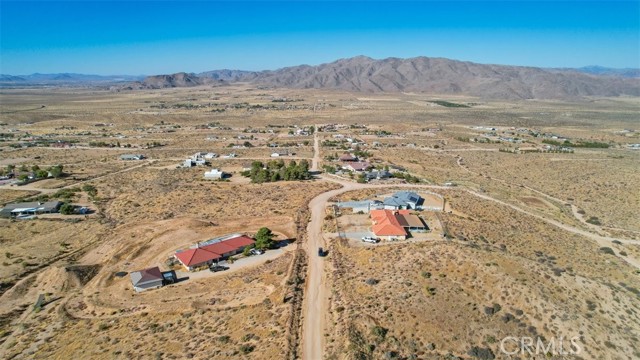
[209, 265, 229, 272]
[250, 248, 264, 255]
[318, 247, 325, 257]
[361, 236, 379, 243]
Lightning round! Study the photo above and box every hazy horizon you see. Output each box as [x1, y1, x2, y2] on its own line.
[1, 1, 639, 75]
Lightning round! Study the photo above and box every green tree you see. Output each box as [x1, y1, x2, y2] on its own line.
[19, 164, 28, 172]
[6, 164, 15, 173]
[31, 165, 40, 172]
[59, 203, 75, 215]
[357, 173, 367, 183]
[255, 227, 275, 250]
[82, 184, 98, 198]
[48, 164, 64, 178]
[35, 170, 48, 179]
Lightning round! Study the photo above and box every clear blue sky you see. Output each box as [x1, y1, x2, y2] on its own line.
[1, 1, 638, 75]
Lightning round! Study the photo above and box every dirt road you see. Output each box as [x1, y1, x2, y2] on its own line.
[301, 174, 640, 359]
[303, 181, 360, 360]
[311, 125, 320, 171]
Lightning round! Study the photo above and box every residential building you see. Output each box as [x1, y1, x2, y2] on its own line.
[130, 267, 164, 292]
[343, 162, 372, 172]
[383, 191, 423, 210]
[120, 154, 145, 161]
[204, 168, 227, 180]
[336, 200, 382, 214]
[364, 170, 392, 181]
[174, 235, 256, 271]
[174, 247, 221, 271]
[370, 210, 407, 240]
[370, 209, 428, 240]
[339, 153, 358, 162]
[0, 201, 62, 218]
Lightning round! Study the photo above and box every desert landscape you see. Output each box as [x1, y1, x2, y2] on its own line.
[0, 78, 637, 360]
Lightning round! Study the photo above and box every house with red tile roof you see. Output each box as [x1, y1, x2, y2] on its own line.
[174, 247, 221, 271]
[174, 234, 256, 271]
[371, 209, 407, 240]
[370, 209, 428, 240]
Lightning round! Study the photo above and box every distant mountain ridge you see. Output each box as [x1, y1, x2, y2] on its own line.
[3, 56, 639, 99]
[0, 73, 144, 84]
[550, 66, 640, 79]
[133, 56, 639, 99]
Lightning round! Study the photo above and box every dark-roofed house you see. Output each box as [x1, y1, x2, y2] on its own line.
[0, 201, 62, 218]
[130, 267, 164, 292]
[364, 170, 392, 181]
[395, 212, 429, 232]
[383, 191, 423, 210]
[339, 153, 358, 162]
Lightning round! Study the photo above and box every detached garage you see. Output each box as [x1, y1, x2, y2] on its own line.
[130, 267, 164, 292]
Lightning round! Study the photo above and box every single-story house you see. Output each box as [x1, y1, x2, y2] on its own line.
[364, 170, 392, 181]
[130, 267, 164, 292]
[204, 153, 218, 159]
[174, 247, 222, 271]
[175, 235, 256, 271]
[271, 151, 289, 157]
[395, 212, 429, 232]
[370, 209, 428, 240]
[0, 201, 62, 218]
[336, 200, 382, 214]
[120, 154, 144, 161]
[383, 191, 423, 210]
[343, 162, 372, 172]
[183, 159, 195, 168]
[339, 153, 358, 162]
[204, 168, 227, 180]
[370, 209, 407, 241]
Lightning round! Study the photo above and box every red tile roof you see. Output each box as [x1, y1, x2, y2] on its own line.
[174, 235, 256, 267]
[201, 241, 237, 256]
[222, 235, 255, 249]
[174, 248, 221, 267]
[370, 209, 406, 236]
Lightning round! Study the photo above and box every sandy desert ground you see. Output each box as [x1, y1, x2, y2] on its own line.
[0, 85, 639, 359]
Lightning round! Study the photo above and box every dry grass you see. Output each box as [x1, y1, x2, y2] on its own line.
[1, 86, 639, 359]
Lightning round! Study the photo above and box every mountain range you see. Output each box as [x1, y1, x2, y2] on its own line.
[3, 56, 639, 100]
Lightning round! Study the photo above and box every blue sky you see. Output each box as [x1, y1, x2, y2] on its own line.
[1, 1, 638, 75]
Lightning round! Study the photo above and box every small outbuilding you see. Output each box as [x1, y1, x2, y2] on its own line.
[204, 168, 227, 180]
[120, 154, 145, 161]
[130, 267, 164, 292]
